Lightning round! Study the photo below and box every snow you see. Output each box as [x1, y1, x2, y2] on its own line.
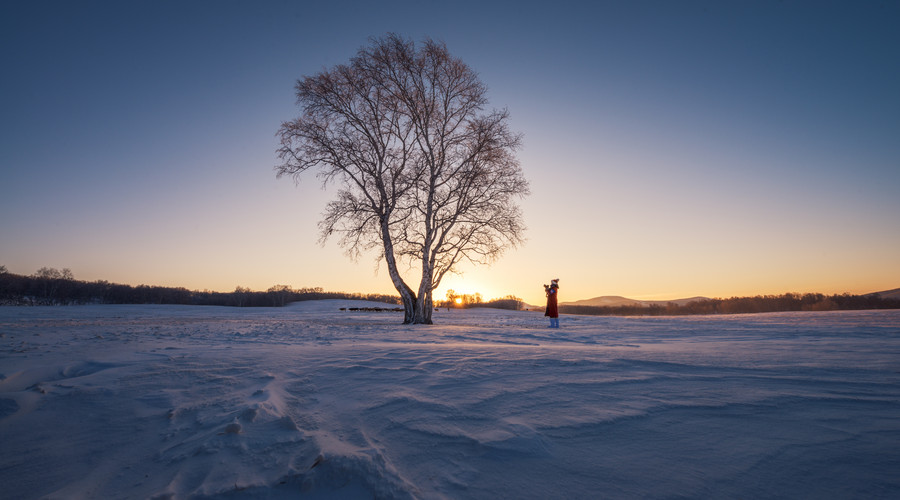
[1, 302, 899, 499]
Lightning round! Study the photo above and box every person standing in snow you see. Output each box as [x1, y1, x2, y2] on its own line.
[544, 279, 560, 328]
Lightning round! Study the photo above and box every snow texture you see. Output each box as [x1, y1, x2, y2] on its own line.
[1, 301, 899, 499]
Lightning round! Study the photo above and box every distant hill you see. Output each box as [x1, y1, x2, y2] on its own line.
[525, 289, 900, 316]
[871, 288, 900, 300]
[563, 290, 900, 308]
[563, 296, 709, 308]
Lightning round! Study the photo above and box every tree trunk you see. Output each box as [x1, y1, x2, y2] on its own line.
[413, 251, 435, 324]
[388, 263, 417, 324]
[423, 292, 434, 324]
[381, 220, 418, 324]
[411, 294, 433, 324]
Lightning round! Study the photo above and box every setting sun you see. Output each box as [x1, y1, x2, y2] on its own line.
[455, 297, 463, 305]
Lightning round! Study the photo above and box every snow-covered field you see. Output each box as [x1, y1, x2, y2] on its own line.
[1, 302, 899, 499]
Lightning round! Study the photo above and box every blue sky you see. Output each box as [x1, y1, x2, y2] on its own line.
[2, 0, 898, 305]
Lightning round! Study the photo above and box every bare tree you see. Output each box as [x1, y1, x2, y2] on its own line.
[277, 34, 528, 324]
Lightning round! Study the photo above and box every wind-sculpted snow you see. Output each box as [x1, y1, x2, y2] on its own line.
[1, 302, 899, 498]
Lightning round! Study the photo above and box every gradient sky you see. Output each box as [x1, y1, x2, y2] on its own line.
[2, 0, 898, 306]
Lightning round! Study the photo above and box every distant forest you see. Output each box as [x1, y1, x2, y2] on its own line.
[560, 293, 900, 316]
[0, 267, 400, 307]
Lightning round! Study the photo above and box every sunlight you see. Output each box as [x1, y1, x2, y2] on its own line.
[455, 297, 463, 305]
[436, 274, 504, 302]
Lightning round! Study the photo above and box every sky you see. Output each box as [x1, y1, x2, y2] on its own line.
[2, 0, 898, 306]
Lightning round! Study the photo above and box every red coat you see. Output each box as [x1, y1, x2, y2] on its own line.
[545, 285, 559, 318]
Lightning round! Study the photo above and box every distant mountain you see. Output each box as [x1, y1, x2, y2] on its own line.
[563, 296, 643, 308]
[562, 296, 709, 308]
[871, 288, 900, 300]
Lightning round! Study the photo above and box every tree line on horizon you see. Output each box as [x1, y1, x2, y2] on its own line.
[3, 266, 897, 315]
[560, 292, 900, 316]
[0, 267, 400, 307]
